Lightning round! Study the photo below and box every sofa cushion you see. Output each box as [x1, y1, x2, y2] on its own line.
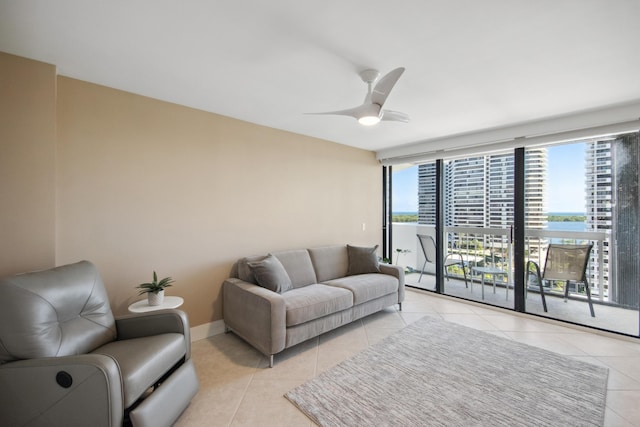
[236, 255, 265, 284]
[272, 249, 318, 289]
[91, 333, 185, 408]
[308, 245, 349, 282]
[282, 284, 353, 327]
[323, 273, 398, 305]
[247, 254, 293, 294]
[346, 245, 380, 276]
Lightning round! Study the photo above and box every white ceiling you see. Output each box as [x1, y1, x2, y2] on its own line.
[2, 0, 640, 153]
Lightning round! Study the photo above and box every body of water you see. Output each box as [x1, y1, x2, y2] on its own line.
[392, 212, 587, 231]
[547, 212, 586, 232]
[547, 221, 586, 232]
[549, 211, 584, 216]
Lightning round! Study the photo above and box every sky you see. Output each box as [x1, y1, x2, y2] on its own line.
[391, 142, 587, 214]
[546, 143, 586, 213]
[392, 166, 418, 212]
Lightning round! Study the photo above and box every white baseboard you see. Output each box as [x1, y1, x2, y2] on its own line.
[190, 319, 226, 342]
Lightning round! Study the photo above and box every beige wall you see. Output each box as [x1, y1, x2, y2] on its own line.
[51, 75, 382, 326]
[0, 51, 382, 326]
[0, 52, 57, 277]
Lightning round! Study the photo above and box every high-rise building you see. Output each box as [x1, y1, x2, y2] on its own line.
[447, 156, 486, 227]
[417, 163, 436, 225]
[586, 133, 640, 307]
[524, 149, 547, 230]
[610, 133, 640, 309]
[418, 149, 547, 231]
[585, 139, 613, 298]
[487, 154, 514, 229]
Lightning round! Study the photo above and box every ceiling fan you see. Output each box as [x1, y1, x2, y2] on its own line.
[308, 67, 410, 126]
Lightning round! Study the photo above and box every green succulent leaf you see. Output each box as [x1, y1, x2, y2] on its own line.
[136, 271, 175, 294]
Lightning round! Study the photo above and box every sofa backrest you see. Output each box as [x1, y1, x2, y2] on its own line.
[308, 245, 349, 282]
[235, 246, 353, 289]
[0, 260, 117, 364]
[234, 250, 319, 289]
[272, 249, 318, 289]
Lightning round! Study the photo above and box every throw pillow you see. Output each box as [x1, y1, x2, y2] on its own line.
[237, 255, 267, 284]
[347, 244, 380, 276]
[247, 254, 293, 294]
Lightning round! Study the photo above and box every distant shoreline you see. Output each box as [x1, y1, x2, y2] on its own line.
[392, 212, 586, 223]
[393, 211, 586, 216]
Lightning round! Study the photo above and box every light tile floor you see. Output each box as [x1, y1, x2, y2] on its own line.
[175, 289, 640, 427]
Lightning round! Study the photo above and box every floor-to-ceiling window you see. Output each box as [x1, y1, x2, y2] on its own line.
[440, 153, 517, 308]
[524, 135, 640, 335]
[389, 131, 640, 337]
[391, 154, 518, 310]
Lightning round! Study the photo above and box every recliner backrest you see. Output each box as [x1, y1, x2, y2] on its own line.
[0, 260, 116, 364]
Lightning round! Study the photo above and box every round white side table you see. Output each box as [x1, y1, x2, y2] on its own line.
[128, 296, 184, 313]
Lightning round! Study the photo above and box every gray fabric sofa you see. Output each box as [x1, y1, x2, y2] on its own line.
[223, 245, 405, 367]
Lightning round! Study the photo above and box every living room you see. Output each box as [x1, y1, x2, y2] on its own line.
[2, 2, 640, 426]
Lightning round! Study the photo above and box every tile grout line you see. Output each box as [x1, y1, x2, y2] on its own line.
[227, 355, 262, 426]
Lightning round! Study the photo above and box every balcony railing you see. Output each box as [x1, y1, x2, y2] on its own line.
[393, 223, 611, 302]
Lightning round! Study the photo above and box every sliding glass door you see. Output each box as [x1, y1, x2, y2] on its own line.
[389, 131, 640, 337]
[524, 135, 640, 336]
[391, 154, 517, 310]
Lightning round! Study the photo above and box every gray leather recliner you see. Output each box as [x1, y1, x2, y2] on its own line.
[0, 260, 199, 427]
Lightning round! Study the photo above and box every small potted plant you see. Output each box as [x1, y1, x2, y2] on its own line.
[136, 271, 174, 306]
[395, 248, 411, 265]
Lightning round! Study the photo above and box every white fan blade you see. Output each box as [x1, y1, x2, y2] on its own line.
[381, 109, 410, 123]
[371, 67, 405, 107]
[306, 103, 379, 120]
[305, 105, 363, 119]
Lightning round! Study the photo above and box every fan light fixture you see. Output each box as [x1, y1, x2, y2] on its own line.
[357, 102, 382, 126]
[358, 115, 381, 126]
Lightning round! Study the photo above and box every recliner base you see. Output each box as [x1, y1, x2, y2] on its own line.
[129, 359, 199, 427]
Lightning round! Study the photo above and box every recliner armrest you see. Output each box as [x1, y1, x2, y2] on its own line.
[0, 354, 123, 427]
[115, 309, 191, 358]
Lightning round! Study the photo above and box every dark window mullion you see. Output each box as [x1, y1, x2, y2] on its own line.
[514, 147, 526, 312]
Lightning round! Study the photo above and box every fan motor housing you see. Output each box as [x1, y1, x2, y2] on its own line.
[359, 69, 380, 84]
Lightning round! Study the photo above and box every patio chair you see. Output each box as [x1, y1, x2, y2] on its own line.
[526, 244, 595, 317]
[417, 234, 468, 287]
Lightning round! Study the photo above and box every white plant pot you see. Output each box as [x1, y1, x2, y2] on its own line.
[148, 290, 164, 306]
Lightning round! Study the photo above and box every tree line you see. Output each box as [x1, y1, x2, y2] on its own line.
[547, 215, 586, 222]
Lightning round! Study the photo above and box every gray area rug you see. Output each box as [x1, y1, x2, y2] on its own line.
[285, 316, 608, 427]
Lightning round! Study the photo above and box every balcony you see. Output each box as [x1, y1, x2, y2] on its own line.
[392, 222, 639, 337]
